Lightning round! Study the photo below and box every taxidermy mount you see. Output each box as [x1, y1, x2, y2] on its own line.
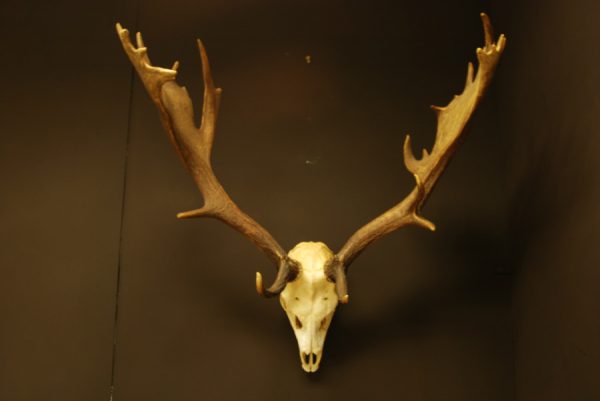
[116, 13, 505, 372]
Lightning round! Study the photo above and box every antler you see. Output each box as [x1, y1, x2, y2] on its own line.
[116, 24, 299, 296]
[326, 13, 506, 303]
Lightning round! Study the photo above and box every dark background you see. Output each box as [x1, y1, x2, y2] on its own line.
[1, 0, 598, 400]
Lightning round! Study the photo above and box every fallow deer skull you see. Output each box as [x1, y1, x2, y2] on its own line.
[116, 13, 505, 372]
[278, 242, 337, 372]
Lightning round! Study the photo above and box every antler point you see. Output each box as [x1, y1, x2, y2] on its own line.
[480, 12, 494, 47]
[177, 207, 210, 219]
[403, 134, 413, 151]
[255, 272, 265, 296]
[497, 34, 507, 51]
[197, 39, 208, 55]
[136, 31, 145, 48]
[466, 62, 475, 84]
[116, 24, 130, 41]
[403, 135, 420, 174]
[413, 213, 436, 231]
[413, 173, 422, 186]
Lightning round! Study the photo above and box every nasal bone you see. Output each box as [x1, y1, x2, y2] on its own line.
[300, 350, 322, 373]
[300, 332, 317, 372]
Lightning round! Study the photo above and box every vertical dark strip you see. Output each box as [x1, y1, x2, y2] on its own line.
[110, 1, 141, 399]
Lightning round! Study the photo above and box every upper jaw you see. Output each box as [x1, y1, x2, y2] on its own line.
[299, 350, 323, 372]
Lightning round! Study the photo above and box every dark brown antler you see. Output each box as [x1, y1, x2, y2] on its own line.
[116, 24, 298, 296]
[326, 13, 506, 303]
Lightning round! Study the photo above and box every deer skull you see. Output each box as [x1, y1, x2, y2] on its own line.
[279, 242, 338, 372]
[116, 13, 505, 372]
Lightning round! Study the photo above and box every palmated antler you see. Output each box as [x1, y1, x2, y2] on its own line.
[116, 24, 298, 296]
[326, 13, 506, 303]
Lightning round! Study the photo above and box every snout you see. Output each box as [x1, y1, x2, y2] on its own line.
[299, 350, 323, 372]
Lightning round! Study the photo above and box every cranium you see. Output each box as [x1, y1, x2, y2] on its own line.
[278, 242, 337, 372]
[116, 13, 505, 372]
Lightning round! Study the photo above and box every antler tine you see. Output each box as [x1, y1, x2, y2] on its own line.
[116, 24, 297, 297]
[195, 39, 220, 159]
[115, 23, 183, 160]
[326, 13, 506, 303]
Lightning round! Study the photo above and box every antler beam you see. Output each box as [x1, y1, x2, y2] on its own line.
[326, 13, 506, 303]
[116, 24, 298, 296]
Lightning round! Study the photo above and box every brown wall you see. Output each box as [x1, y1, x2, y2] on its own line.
[0, 1, 135, 400]
[0, 1, 596, 400]
[495, 1, 600, 400]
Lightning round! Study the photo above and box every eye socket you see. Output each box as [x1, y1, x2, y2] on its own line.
[294, 316, 303, 329]
[319, 317, 328, 330]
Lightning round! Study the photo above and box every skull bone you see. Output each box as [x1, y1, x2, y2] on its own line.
[279, 242, 339, 372]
